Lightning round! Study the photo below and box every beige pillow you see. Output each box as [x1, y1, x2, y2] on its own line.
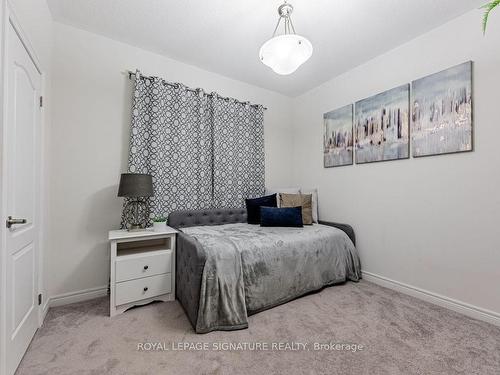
[300, 188, 318, 223]
[265, 187, 301, 207]
[280, 193, 313, 225]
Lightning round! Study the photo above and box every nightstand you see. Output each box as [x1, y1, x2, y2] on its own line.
[108, 227, 177, 317]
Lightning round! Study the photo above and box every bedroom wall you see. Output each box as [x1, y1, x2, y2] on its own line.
[291, 9, 500, 317]
[47, 22, 293, 299]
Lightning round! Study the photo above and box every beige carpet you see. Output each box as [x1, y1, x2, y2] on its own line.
[16, 280, 500, 375]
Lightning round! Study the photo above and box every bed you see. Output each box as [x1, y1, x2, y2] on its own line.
[168, 208, 361, 333]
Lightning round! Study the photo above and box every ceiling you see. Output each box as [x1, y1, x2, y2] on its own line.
[46, 0, 483, 97]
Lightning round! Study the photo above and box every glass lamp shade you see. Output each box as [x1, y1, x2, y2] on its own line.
[259, 34, 313, 75]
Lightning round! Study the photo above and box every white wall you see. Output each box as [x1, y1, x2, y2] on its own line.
[291, 9, 500, 315]
[48, 22, 293, 297]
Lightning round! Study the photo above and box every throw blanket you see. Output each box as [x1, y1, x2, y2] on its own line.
[181, 223, 361, 333]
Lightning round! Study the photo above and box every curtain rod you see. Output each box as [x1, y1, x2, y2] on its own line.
[127, 70, 267, 110]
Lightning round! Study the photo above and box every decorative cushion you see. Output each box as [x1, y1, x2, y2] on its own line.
[245, 194, 278, 224]
[279, 193, 313, 225]
[265, 187, 301, 207]
[260, 206, 303, 227]
[300, 188, 319, 223]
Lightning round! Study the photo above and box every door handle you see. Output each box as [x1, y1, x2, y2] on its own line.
[6, 216, 27, 228]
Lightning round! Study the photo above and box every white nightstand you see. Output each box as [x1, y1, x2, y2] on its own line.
[108, 227, 177, 317]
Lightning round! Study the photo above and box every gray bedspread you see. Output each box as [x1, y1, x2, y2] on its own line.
[180, 223, 361, 333]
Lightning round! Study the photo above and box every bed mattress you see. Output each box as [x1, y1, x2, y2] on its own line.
[180, 223, 361, 333]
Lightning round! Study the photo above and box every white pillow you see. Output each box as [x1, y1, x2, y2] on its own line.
[300, 188, 319, 223]
[265, 187, 300, 207]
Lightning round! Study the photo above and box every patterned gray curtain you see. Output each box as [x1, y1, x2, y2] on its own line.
[123, 73, 265, 225]
[212, 95, 265, 208]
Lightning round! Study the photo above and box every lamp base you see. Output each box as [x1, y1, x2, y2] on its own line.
[127, 224, 143, 232]
[123, 199, 150, 230]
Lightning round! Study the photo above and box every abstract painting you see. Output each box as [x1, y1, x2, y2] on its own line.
[411, 61, 473, 157]
[323, 104, 353, 167]
[355, 84, 410, 164]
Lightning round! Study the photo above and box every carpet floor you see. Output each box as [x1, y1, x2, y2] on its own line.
[16, 280, 500, 375]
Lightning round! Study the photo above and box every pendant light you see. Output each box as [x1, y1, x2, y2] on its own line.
[259, 1, 313, 75]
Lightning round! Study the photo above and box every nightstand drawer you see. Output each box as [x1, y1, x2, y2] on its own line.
[115, 273, 172, 306]
[116, 251, 172, 282]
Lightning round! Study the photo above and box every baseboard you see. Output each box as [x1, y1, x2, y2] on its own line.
[40, 299, 50, 324]
[49, 286, 108, 308]
[362, 271, 500, 327]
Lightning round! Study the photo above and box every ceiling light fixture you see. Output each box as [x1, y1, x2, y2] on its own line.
[259, 1, 313, 75]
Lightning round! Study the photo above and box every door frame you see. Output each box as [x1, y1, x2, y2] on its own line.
[0, 1, 47, 374]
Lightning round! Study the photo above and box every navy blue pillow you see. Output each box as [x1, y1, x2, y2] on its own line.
[245, 194, 278, 224]
[260, 206, 303, 227]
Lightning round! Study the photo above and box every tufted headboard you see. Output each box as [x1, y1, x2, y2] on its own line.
[168, 208, 247, 229]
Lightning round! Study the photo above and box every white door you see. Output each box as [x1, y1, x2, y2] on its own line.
[4, 20, 42, 375]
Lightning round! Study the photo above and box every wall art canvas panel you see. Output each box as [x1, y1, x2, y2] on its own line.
[411, 61, 473, 157]
[323, 104, 353, 168]
[355, 84, 410, 164]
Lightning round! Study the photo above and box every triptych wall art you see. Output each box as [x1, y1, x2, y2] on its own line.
[411, 61, 473, 157]
[323, 61, 473, 168]
[323, 104, 353, 167]
[355, 84, 410, 164]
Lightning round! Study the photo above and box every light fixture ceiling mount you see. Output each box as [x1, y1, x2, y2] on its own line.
[277, 2, 294, 18]
[259, 1, 313, 76]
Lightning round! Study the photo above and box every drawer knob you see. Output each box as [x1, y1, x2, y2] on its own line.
[143, 265, 149, 270]
[143, 287, 148, 292]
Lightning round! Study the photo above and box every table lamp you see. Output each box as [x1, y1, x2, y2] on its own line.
[118, 173, 153, 231]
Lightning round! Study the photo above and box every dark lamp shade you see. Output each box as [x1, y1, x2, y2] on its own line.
[117, 173, 154, 198]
